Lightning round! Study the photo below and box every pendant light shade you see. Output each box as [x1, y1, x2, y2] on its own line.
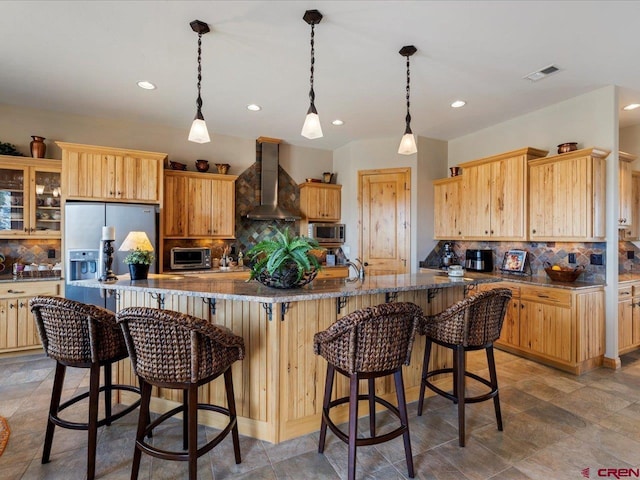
[301, 10, 323, 140]
[188, 20, 211, 144]
[398, 45, 417, 155]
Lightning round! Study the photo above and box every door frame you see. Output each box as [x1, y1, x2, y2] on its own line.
[357, 167, 411, 273]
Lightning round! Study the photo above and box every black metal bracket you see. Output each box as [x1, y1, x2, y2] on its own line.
[336, 296, 348, 315]
[281, 302, 291, 321]
[202, 298, 216, 315]
[464, 283, 478, 297]
[385, 292, 398, 303]
[150, 293, 165, 309]
[427, 288, 441, 304]
[261, 302, 291, 322]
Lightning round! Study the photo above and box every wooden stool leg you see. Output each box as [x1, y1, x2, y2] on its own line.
[452, 348, 459, 405]
[318, 364, 335, 454]
[394, 370, 414, 478]
[486, 345, 503, 431]
[182, 389, 189, 451]
[188, 384, 198, 480]
[455, 346, 466, 447]
[348, 373, 359, 480]
[87, 362, 101, 480]
[104, 363, 112, 426]
[368, 378, 376, 437]
[43, 362, 66, 464]
[131, 380, 152, 480]
[224, 368, 241, 464]
[417, 338, 432, 416]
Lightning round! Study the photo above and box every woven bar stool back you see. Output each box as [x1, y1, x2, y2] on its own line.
[30, 296, 141, 480]
[417, 288, 512, 446]
[117, 307, 245, 480]
[314, 301, 424, 480]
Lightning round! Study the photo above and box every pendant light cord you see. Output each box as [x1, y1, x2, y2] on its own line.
[405, 55, 412, 132]
[308, 23, 316, 109]
[196, 32, 203, 115]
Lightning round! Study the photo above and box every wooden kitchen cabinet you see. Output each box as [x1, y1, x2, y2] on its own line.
[455, 147, 547, 240]
[619, 152, 637, 230]
[529, 147, 608, 241]
[299, 183, 342, 222]
[618, 282, 640, 355]
[57, 142, 167, 204]
[163, 170, 237, 239]
[627, 171, 640, 240]
[478, 281, 604, 374]
[0, 158, 62, 238]
[0, 280, 63, 354]
[433, 176, 463, 239]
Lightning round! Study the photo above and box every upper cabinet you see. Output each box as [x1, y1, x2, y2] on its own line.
[433, 176, 463, 239]
[619, 151, 636, 229]
[163, 170, 237, 239]
[0, 157, 62, 238]
[57, 142, 167, 204]
[299, 183, 342, 222]
[457, 147, 548, 240]
[529, 147, 608, 241]
[628, 171, 640, 241]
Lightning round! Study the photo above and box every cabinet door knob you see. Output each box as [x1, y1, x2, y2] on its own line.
[532, 229, 536, 234]
[485, 230, 489, 234]
[8, 289, 25, 294]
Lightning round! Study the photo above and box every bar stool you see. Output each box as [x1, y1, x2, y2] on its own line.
[314, 302, 424, 480]
[116, 307, 244, 480]
[29, 296, 141, 480]
[417, 288, 512, 446]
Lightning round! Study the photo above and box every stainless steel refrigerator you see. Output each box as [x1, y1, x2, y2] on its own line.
[65, 202, 158, 311]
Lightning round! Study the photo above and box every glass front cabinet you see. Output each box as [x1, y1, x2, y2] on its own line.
[0, 158, 62, 238]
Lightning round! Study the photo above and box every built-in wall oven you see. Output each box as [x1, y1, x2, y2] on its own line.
[308, 223, 345, 244]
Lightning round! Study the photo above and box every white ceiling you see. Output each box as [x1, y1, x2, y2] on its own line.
[2, 1, 640, 151]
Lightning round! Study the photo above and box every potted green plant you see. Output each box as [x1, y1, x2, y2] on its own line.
[123, 248, 155, 280]
[247, 227, 323, 289]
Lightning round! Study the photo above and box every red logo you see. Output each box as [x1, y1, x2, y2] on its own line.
[582, 468, 590, 478]
[594, 469, 640, 478]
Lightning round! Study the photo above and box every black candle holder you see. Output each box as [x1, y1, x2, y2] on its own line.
[99, 239, 118, 282]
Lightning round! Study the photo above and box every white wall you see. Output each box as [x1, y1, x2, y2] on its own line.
[0, 103, 332, 183]
[332, 135, 447, 271]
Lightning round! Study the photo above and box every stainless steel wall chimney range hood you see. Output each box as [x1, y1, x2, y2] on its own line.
[246, 138, 300, 221]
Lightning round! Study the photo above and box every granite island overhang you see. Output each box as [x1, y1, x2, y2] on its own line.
[70, 271, 500, 443]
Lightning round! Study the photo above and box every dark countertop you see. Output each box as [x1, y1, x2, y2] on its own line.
[69, 270, 500, 304]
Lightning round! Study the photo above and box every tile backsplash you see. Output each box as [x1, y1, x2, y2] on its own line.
[0, 239, 61, 271]
[423, 240, 606, 282]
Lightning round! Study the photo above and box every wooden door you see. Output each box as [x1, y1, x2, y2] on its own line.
[163, 173, 187, 237]
[321, 186, 341, 221]
[118, 156, 161, 202]
[359, 168, 410, 275]
[491, 156, 526, 239]
[619, 153, 636, 228]
[619, 293, 634, 352]
[498, 298, 520, 347]
[211, 178, 235, 237]
[628, 172, 640, 240]
[463, 163, 492, 237]
[187, 176, 213, 236]
[0, 164, 29, 236]
[433, 177, 462, 239]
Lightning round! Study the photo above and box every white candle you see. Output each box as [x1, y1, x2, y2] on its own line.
[102, 226, 115, 241]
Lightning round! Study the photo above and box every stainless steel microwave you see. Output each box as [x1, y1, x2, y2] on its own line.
[170, 247, 211, 270]
[307, 223, 345, 244]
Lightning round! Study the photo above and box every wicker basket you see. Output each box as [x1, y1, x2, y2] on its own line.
[544, 264, 585, 282]
[255, 267, 317, 289]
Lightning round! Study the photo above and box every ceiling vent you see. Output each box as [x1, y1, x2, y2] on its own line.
[523, 64, 560, 82]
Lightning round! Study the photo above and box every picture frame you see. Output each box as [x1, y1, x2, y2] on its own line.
[501, 249, 527, 273]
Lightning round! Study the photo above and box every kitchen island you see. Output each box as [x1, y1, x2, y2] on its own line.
[72, 271, 499, 443]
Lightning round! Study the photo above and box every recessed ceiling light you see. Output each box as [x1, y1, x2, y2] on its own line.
[332, 119, 344, 126]
[450, 100, 466, 108]
[623, 103, 640, 111]
[247, 104, 262, 111]
[523, 64, 560, 82]
[137, 81, 156, 90]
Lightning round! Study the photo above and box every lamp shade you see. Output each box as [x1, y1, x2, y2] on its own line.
[301, 112, 323, 139]
[188, 118, 211, 143]
[119, 231, 154, 252]
[398, 132, 417, 155]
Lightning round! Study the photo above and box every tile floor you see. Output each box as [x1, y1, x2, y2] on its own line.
[2, 349, 640, 479]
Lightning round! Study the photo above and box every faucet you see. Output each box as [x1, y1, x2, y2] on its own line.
[346, 258, 365, 282]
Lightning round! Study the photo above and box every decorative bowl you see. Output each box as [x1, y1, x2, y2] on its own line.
[255, 267, 317, 289]
[544, 263, 585, 282]
[557, 142, 578, 154]
[169, 161, 187, 171]
[195, 159, 210, 172]
[216, 163, 230, 174]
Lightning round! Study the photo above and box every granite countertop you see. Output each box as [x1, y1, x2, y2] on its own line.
[618, 273, 640, 285]
[0, 273, 64, 283]
[419, 267, 604, 290]
[70, 270, 500, 303]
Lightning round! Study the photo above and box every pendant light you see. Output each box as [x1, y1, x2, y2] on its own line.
[398, 45, 418, 155]
[301, 10, 323, 140]
[188, 20, 211, 144]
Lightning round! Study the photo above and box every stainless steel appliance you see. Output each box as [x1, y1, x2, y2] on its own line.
[465, 249, 494, 272]
[64, 202, 158, 311]
[170, 247, 211, 270]
[440, 242, 458, 268]
[308, 223, 346, 244]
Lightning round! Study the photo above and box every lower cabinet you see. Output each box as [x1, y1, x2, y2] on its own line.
[618, 282, 640, 355]
[0, 280, 63, 354]
[478, 281, 604, 374]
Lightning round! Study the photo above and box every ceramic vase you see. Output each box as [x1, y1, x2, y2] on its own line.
[30, 136, 46, 158]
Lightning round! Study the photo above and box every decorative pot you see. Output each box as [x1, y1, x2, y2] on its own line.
[128, 263, 150, 280]
[255, 266, 317, 289]
[169, 161, 187, 171]
[195, 159, 210, 172]
[449, 167, 461, 177]
[216, 163, 230, 174]
[30, 136, 46, 158]
[557, 142, 578, 154]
